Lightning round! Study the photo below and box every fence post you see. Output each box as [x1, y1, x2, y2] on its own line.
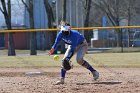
[121, 28, 123, 53]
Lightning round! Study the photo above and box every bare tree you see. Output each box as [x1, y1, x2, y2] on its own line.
[62, 0, 66, 21]
[0, 0, 15, 56]
[43, 0, 56, 50]
[127, 0, 136, 47]
[92, 0, 126, 47]
[12, 0, 24, 22]
[60, 0, 67, 53]
[83, 0, 92, 42]
[21, 0, 37, 55]
[92, 0, 139, 47]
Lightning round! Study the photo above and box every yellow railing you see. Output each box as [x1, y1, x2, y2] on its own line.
[0, 26, 140, 33]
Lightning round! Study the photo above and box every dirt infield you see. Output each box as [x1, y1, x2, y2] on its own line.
[0, 67, 140, 93]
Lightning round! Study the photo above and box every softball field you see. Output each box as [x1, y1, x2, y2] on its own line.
[0, 52, 140, 93]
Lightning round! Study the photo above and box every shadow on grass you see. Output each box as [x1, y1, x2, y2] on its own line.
[76, 81, 122, 85]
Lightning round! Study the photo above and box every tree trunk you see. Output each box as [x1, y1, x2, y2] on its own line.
[7, 15, 15, 56]
[116, 29, 122, 47]
[30, 32, 37, 55]
[21, 0, 37, 55]
[127, 0, 132, 47]
[44, 0, 56, 50]
[84, 0, 92, 43]
[8, 33, 15, 56]
[60, 0, 67, 53]
[41, 32, 47, 50]
[62, 0, 66, 21]
[29, 4, 37, 55]
[0, 0, 15, 56]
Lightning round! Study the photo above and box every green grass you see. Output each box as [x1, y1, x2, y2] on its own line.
[85, 52, 140, 67]
[0, 52, 140, 68]
[0, 55, 62, 67]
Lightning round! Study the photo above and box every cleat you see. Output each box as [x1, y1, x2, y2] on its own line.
[55, 78, 64, 85]
[92, 71, 99, 80]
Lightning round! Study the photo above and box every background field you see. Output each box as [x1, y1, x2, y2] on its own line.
[0, 51, 140, 68]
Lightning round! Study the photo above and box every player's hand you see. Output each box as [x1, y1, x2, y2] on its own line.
[48, 48, 54, 56]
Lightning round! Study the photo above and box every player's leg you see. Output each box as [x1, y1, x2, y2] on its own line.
[56, 45, 73, 84]
[76, 42, 99, 80]
[55, 68, 65, 85]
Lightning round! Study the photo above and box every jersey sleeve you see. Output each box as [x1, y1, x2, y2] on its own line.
[52, 32, 62, 50]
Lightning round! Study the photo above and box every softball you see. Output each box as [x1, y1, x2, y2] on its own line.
[53, 55, 59, 61]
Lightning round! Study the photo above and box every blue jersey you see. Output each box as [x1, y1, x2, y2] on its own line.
[52, 30, 85, 52]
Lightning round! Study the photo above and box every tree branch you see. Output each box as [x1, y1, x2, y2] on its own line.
[21, 0, 30, 12]
[16, 0, 22, 9]
[0, 6, 4, 13]
[1, 0, 7, 13]
[92, 0, 117, 26]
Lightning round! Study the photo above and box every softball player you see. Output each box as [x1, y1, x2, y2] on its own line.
[48, 22, 99, 84]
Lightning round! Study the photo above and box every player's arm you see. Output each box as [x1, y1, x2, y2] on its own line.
[48, 32, 62, 55]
